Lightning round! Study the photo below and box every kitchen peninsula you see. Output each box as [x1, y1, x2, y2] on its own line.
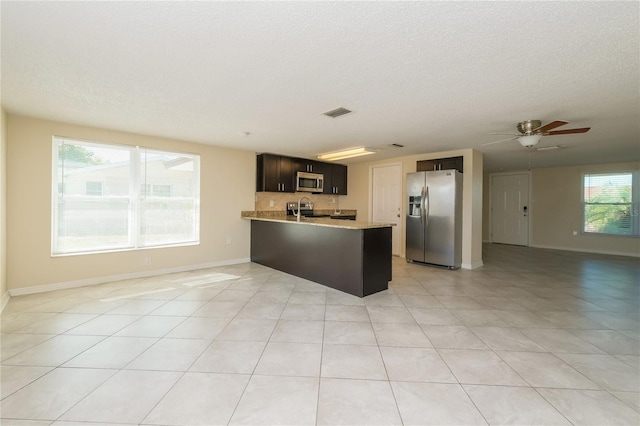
[241, 212, 393, 297]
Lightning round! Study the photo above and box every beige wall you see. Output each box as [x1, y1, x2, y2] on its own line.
[483, 162, 640, 257]
[7, 114, 256, 292]
[342, 149, 484, 269]
[530, 161, 640, 256]
[1, 109, 7, 305]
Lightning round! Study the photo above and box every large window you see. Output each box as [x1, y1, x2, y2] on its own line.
[583, 171, 639, 236]
[52, 137, 200, 255]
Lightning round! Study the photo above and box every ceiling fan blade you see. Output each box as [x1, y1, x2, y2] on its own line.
[482, 137, 517, 146]
[533, 120, 569, 133]
[487, 133, 520, 136]
[545, 127, 591, 135]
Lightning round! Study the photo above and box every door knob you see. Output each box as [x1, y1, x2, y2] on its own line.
[397, 214, 400, 217]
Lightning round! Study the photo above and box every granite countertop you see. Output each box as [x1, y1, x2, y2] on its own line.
[241, 211, 394, 230]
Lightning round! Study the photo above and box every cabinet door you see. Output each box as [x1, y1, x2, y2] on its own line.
[257, 154, 280, 192]
[256, 154, 295, 192]
[439, 156, 464, 173]
[417, 160, 437, 172]
[279, 156, 295, 192]
[331, 164, 348, 195]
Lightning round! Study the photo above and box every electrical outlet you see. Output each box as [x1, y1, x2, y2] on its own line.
[145, 256, 152, 265]
[269, 200, 274, 207]
[572, 230, 578, 236]
[226, 236, 232, 245]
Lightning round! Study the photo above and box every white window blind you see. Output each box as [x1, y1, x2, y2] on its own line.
[52, 137, 200, 255]
[583, 172, 639, 236]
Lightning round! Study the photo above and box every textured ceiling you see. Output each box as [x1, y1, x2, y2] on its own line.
[2, 1, 638, 171]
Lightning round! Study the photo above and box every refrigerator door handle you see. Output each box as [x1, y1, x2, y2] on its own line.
[424, 186, 430, 227]
[420, 187, 426, 225]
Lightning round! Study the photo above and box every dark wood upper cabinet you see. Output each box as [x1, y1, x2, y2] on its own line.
[416, 156, 463, 173]
[329, 164, 348, 195]
[257, 153, 347, 195]
[256, 154, 295, 193]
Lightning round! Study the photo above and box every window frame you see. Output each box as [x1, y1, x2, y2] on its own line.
[51, 136, 201, 256]
[582, 170, 639, 237]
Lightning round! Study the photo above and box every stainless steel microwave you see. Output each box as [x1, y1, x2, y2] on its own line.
[296, 171, 324, 193]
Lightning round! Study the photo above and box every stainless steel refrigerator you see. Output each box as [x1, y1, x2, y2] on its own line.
[406, 170, 462, 269]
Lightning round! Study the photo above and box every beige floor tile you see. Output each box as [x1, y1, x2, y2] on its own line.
[366, 306, 416, 323]
[63, 336, 157, 369]
[471, 327, 547, 352]
[520, 328, 606, 354]
[125, 338, 210, 371]
[464, 385, 571, 425]
[165, 316, 230, 340]
[538, 388, 640, 425]
[254, 342, 322, 377]
[192, 301, 245, 317]
[391, 381, 487, 425]
[0, 368, 116, 420]
[269, 320, 324, 343]
[143, 372, 250, 425]
[13, 314, 97, 335]
[556, 353, 640, 392]
[287, 291, 326, 305]
[280, 303, 326, 320]
[451, 309, 509, 327]
[317, 378, 402, 425]
[3, 335, 105, 367]
[381, 346, 456, 383]
[373, 322, 433, 347]
[229, 375, 319, 425]
[63, 314, 140, 336]
[421, 325, 488, 350]
[189, 340, 266, 374]
[0, 334, 54, 362]
[0, 366, 54, 399]
[498, 351, 600, 389]
[324, 305, 369, 322]
[321, 344, 387, 380]
[114, 315, 186, 338]
[323, 321, 376, 345]
[409, 308, 462, 325]
[612, 391, 640, 412]
[236, 302, 285, 319]
[215, 318, 277, 341]
[439, 348, 527, 386]
[149, 300, 207, 316]
[60, 370, 181, 424]
[569, 329, 640, 355]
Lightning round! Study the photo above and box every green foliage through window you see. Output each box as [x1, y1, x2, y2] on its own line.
[583, 172, 638, 236]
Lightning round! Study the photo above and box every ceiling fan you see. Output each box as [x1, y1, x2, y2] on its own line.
[484, 120, 591, 149]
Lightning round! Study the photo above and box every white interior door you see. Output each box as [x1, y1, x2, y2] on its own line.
[372, 164, 402, 255]
[491, 173, 529, 246]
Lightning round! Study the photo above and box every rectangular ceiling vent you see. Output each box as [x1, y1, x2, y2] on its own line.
[389, 143, 404, 148]
[323, 107, 352, 118]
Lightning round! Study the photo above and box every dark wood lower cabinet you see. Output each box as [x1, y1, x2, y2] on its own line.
[250, 221, 391, 297]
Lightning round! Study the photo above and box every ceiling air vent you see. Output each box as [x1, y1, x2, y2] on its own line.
[389, 143, 404, 148]
[323, 107, 352, 118]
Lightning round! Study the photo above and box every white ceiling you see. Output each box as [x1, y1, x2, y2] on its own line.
[2, 1, 638, 171]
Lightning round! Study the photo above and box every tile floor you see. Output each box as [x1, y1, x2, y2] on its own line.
[1, 244, 639, 425]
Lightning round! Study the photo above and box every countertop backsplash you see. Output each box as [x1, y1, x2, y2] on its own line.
[254, 192, 343, 212]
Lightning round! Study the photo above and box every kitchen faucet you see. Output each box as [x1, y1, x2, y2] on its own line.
[295, 196, 311, 222]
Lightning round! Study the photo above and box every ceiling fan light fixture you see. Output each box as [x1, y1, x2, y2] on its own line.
[517, 134, 542, 147]
[317, 147, 376, 161]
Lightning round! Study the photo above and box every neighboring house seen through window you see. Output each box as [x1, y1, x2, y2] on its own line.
[52, 136, 200, 255]
[583, 171, 639, 236]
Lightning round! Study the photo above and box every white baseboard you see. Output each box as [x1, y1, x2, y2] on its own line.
[462, 260, 484, 270]
[8, 257, 251, 297]
[1, 291, 10, 312]
[529, 244, 639, 258]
